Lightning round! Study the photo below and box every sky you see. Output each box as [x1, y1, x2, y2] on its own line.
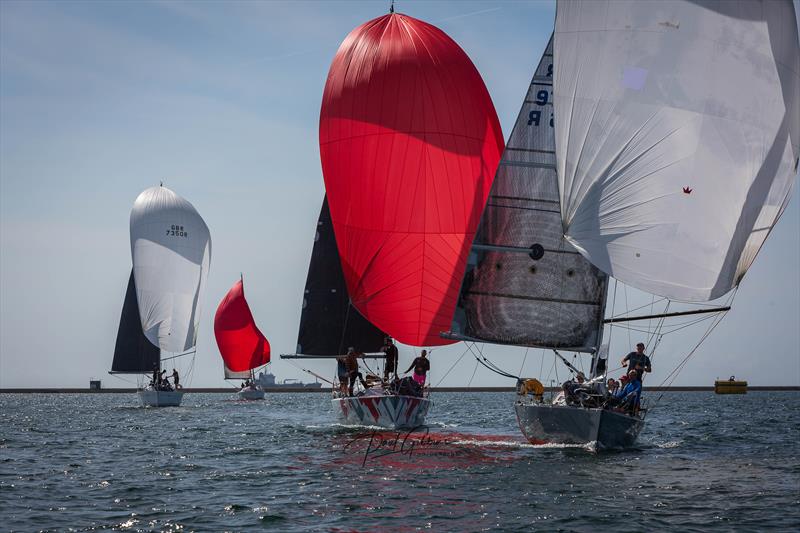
[1, 0, 798, 389]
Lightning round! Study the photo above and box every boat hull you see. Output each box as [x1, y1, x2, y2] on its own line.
[238, 388, 265, 400]
[333, 395, 431, 429]
[138, 390, 184, 407]
[514, 403, 644, 450]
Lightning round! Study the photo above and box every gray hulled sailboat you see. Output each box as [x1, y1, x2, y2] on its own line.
[447, 0, 798, 449]
[444, 35, 641, 448]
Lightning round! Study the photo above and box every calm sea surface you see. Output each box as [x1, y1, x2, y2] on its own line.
[1, 391, 798, 532]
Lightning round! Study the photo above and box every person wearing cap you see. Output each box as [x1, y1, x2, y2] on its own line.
[621, 342, 652, 381]
[614, 369, 642, 414]
[382, 336, 399, 382]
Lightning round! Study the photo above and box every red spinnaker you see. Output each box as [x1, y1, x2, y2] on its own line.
[319, 13, 504, 346]
[214, 280, 270, 374]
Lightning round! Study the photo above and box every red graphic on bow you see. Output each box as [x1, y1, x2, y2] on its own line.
[683, 186, 693, 194]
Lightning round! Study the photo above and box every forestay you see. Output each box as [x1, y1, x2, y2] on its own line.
[554, 0, 800, 302]
[130, 186, 212, 353]
[450, 36, 608, 351]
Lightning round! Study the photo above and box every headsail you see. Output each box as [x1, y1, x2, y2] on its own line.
[296, 198, 386, 356]
[449, 36, 608, 351]
[111, 270, 160, 373]
[130, 185, 212, 353]
[214, 278, 270, 379]
[319, 12, 505, 346]
[554, 0, 800, 302]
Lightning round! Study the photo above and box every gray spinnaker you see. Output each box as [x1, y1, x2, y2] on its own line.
[448, 36, 608, 352]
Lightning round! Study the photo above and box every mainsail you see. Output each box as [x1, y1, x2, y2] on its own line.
[319, 12, 505, 346]
[214, 278, 270, 379]
[553, 0, 800, 302]
[296, 198, 386, 356]
[111, 270, 160, 373]
[449, 36, 608, 351]
[130, 185, 212, 353]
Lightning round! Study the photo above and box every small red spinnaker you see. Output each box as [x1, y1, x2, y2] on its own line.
[214, 279, 270, 377]
[319, 13, 504, 346]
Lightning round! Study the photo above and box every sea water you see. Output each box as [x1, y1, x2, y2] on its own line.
[1, 391, 798, 531]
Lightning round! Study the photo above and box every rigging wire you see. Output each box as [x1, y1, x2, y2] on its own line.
[465, 342, 518, 379]
[537, 347, 546, 381]
[433, 344, 472, 387]
[467, 358, 480, 388]
[285, 359, 335, 385]
[518, 348, 529, 376]
[646, 289, 738, 414]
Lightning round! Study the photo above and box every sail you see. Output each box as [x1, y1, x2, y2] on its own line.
[296, 198, 387, 356]
[111, 270, 160, 373]
[214, 279, 270, 379]
[554, 0, 800, 302]
[319, 13, 505, 346]
[449, 36, 608, 351]
[130, 185, 212, 353]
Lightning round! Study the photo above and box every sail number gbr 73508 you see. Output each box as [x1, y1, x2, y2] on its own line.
[166, 224, 189, 238]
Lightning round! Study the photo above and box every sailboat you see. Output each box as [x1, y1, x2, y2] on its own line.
[282, 10, 504, 429]
[214, 276, 271, 400]
[451, 0, 799, 448]
[283, 198, 432, 428]
[110, 185, 212, 407]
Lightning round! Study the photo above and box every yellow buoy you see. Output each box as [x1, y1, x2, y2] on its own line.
[714, 376, 747, 394]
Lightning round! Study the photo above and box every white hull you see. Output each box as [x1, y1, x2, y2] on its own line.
[237, 388, 265, 400]
[138, 390, 184, 407]
[333, 395, 431, 429]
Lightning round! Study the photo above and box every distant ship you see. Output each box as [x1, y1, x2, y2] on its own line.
[255, 372, 322, 390]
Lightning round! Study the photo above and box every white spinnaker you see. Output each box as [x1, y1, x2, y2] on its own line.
[554, 0, 799, 302]
[130, 186, 212, 353]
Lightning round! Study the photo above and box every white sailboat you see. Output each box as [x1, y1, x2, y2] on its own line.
[110, 185, 212, 407]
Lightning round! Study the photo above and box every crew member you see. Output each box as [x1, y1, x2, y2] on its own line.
[615, 369, 642, 414]
[345, 347, 368, 396]
[382, 336, 398, 381]
[404, 350, 431, 386]
[621, 342, 652, 381]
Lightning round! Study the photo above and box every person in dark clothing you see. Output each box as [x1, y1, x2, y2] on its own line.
[336, 354, 349, 396]
[405, 350, 431, 386]
[152, 367, 159, 389]
[382, 336, 399, 381]
[621, 342, 652, 381]
[345, 347, 368, 396]
[172, 369, 180, 389]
